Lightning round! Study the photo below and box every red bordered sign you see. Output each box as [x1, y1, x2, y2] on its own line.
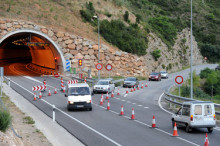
[175, 76, 184, 85]
[105, 64, 112, 71]
[96, 63, 103, 70]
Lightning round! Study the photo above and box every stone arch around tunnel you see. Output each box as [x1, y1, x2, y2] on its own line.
[0, 29, 66, 72]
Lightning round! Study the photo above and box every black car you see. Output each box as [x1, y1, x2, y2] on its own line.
[123, 77, 139, 88]
[215, 66, 220, 71]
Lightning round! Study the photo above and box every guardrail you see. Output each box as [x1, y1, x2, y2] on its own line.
[164, 86, 220, 115]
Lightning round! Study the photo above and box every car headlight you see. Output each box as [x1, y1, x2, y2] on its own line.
[87, 100, 91, 103]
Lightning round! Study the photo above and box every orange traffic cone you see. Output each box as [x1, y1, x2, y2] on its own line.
[137, 85, 139, 90]
[204, 133, 209, 146]
[54, 87, 57, 94]
[63, 86, 65, 93]
[131, 108, 135, 120]
[145, 81, 148, 87]
[33, 93, 37, 101]
[107, 101, 110, 110]
[126, 87, 129, 94]
[133, 86, 136, 91]
[39, 91, 42, 99]
[117, 88, 120, 95]
[102, 94, 104, 103]
[172, 122, 179, 137]
[141, 83, 144, 89]
[100, 96, 103, 105]
[120, 105, 124, 116]
[130, 87, 133, 92]
[152, 115, 156, 128]
[48, 88, 51, 96]
[111, 90, 114, 98]
[106, 92, 109, 100]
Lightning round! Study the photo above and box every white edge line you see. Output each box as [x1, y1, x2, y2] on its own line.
[158, 92, 173, 115]
[8, 78, 122, 146]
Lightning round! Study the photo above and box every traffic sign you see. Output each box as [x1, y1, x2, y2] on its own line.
[105, 64, 112, 71]
[175, 76, 184, 85]
[32, 85, 46, 91]
[66, 59, 71, 71]
[204, 57, 208, 60]
[96, 63, 103, 70]
[67, 80, 78, 84]
[54, 73, 59, 78]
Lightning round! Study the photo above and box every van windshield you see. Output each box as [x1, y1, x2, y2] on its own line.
[68, 87, 90, 95]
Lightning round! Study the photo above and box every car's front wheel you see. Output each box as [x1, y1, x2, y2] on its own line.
[186, 124, 192, 133]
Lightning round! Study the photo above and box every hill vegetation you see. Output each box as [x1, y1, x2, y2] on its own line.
[0, 0, 219, 61]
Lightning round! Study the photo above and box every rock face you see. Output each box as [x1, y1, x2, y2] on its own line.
[0, 18, 203, 77]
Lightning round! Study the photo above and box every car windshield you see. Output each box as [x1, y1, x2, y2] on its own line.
[124, 78, 136, 81]
[68, 87, 90, 95]
[150, 72, 158, 75]
[97, 81, 109, 85]
[160, 71, 166, 74]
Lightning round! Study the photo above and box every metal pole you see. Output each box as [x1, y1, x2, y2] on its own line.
[190, 0, 193, 99]
[98, 16, 100, 81]
[52, 105, 55, 122]
[179, 86, 180, 96]
[8, 78, 10, 87]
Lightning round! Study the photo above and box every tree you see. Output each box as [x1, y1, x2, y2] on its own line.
[188, 70, 200, 88]
[206, 71, 218, 97]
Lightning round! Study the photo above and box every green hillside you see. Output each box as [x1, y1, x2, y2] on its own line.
[0, 0, 219, 62]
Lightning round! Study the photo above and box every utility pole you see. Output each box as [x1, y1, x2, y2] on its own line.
[190, 0, 193, 99]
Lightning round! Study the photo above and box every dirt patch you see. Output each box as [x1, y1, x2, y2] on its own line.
[0, 95, 52, 146]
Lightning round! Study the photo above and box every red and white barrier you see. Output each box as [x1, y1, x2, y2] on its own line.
[32, 85, 46, 91]
[67, 80, 78, 84]
[61, 77, 64, 90]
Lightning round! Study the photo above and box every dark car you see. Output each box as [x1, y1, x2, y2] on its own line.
[123, 77, 139, 88]
[149, 72, 161, 81]
[215, 66, 220, 71]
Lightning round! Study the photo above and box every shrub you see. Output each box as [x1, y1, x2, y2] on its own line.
[115, 81, 122, 87]
[0, 109, 11, 132]
[148, 16, 177, 48]
[151, 49, 161, 61]
[23, 116, 35, 124]
[80, 2, 95, 22]
[124, 11, 129, 22]
[194, 88, 210, 99]
[100, 19, 147, 56]
[181, 85, 190, 97]
[135, 14, 142, 23]
[162, 64, 166, 69]
[200, 68, 213, 79]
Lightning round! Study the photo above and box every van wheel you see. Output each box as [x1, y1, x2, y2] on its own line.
[186, 125, 192, 133]
[208, 127, 213, 133]
[89, 108, 92, 111]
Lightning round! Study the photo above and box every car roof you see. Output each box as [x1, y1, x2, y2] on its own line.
[68, 83, 89, 88]
[98, 80, 110, 82]
[125, 77, 136, 79]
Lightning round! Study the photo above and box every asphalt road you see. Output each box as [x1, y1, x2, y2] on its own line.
[5, 63, 220, 146]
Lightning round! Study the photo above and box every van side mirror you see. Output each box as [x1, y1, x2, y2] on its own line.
[65, 94, 67, 97]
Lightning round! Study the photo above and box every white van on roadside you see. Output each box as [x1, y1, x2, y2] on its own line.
[65, 83, 93, 111]
[172, 101, 216, 133]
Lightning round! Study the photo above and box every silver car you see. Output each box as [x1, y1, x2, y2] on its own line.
[93, 80, 115, 94]
[160, 71, 168, 79]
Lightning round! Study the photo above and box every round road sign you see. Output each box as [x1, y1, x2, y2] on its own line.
[106, 64, 112, 71]
[175, 76, 184, 85]
[96, 63, 103, 70]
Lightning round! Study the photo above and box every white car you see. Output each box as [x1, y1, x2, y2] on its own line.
[93, 79, 115, 94]
[66, 83, 93, 111]
[172, 101, 216, 133]
[160, 71, 168, 79]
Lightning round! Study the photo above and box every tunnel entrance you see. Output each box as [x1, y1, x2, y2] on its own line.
[0, 30, 65, 76]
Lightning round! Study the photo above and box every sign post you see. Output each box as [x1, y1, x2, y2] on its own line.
[96, 63, 103, 79]
[175, 76, 184, 108]
[105, 64, 112, 78]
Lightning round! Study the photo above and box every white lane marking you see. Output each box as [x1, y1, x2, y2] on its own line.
[138, 105, 142, 107]
[115, 98, 120, 100]
[9, 78, 122, 146]
[93, 97, 199, 146]
[127, 101, 131, 103]
[144, 107, 149, 109]
[124, 94, 128, 97]
[23, 76, 55, 89]
[121, 100, 125, 101]
[158, 93, 173, 115]
[132, 103, 136, 105]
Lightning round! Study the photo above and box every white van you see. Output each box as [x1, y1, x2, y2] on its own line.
[65, 83, 93, 111]
[172, 101, 216, 133]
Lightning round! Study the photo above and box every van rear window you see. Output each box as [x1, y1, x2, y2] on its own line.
[194, 105, 202, 115]
[205, 105, 212, 115]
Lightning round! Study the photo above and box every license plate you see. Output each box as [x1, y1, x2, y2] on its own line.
[77, 105, 84, 108]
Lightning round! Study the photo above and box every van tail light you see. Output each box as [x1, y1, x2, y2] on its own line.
[214, 114, 216, 120]
[190, 115, 193, 121]
[68, 101, 71, 104]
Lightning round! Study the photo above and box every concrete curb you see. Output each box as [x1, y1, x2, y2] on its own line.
[2, 83, 84, 146]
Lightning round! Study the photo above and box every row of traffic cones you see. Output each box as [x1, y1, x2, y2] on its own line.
[33, 87, 62, 101]
[125, 81, 148, 94]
